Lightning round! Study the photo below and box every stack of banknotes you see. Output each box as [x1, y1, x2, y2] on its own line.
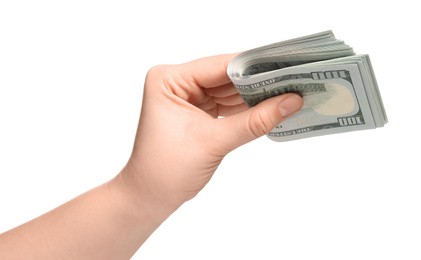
[227, 30, 388, 141]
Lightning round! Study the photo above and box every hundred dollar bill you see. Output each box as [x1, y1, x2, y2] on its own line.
[227, 31, 387, 141]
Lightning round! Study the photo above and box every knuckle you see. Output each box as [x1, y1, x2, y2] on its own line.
[247, 109, 274, 138]
[144, 65, 177, 94]
[146, 64, 171, 81]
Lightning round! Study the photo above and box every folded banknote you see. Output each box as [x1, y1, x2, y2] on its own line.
[227, 30, 388, 141]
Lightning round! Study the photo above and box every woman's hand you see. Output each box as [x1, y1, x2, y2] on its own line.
[122, 54, 303, 209]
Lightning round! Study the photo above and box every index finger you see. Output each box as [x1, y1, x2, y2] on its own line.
[177, 53, 238, 88]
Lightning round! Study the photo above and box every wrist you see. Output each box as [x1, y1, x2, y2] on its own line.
[108, 163, 181, 226]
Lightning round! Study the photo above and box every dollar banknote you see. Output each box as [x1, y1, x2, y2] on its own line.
[227, 31, 387, 141]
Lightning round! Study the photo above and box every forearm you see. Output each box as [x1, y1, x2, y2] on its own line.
[0, 168, 178, 259]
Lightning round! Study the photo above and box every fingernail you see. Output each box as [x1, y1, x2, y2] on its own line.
[279, 94, 303, 117]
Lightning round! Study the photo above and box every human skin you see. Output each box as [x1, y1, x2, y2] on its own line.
[0, 54, 303, 259]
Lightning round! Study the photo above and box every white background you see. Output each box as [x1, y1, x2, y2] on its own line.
[0, 1, 420, 259]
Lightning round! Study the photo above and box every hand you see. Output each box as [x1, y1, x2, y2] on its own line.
[0, 54, 303, 259]
[121, 54, 303, 209]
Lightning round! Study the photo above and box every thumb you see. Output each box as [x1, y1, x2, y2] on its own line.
[219, 93, 303, 152]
